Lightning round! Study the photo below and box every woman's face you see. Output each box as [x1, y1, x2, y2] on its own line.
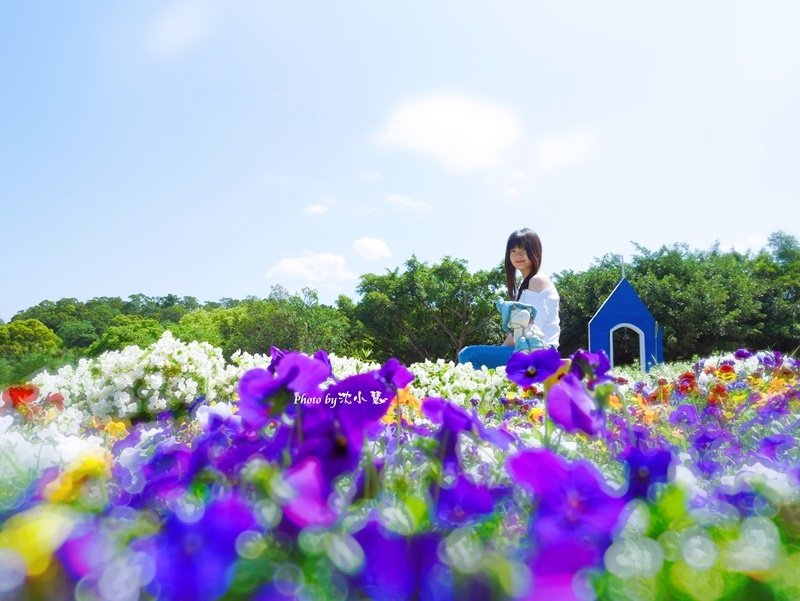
[509, 246, 533, 275]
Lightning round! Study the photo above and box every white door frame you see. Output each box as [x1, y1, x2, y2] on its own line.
[609, 323, 646, 369]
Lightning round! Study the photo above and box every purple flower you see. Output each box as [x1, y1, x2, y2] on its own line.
[505, 348, 563, 387]
[238, 352, 331, 430]
[757, 350, 783, 369]
[282, 456, 337, 529]
[527, 539, 601, 601]
[507, 449, 625, 548]
[734, 348, 753, 360]
[57, 522, 107, 581]
[547, 373, 605, 437]
[690, 427, 732, 454]
[154, 494, 256, 601]
[422, 398, 474, 468]
[352, 522, 445, 600]
[695, 459, 723, 478]
[758, 394, 790, 419]
[470, 410, 516, 451]
[378, 357, 415, 391]
[133, 442, 193, 507]
[434, 474, 498, 526]
[669, 404, 699, 427]
[621, 447, 673, 499]
[188, 416, 272, 481]
[758, 434, 796, 461]
[289, 359, 407, 484]
[569, 349, 612, 389]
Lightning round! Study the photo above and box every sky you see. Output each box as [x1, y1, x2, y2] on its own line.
[2, 1, 800, 322]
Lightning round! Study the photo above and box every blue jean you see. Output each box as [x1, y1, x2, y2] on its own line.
[457, 345, 514, 369]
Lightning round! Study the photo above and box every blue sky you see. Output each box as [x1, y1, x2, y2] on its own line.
[3, 1, 799, 322]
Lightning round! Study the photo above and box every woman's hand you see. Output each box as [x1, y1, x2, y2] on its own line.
[502, 332, 515, 347]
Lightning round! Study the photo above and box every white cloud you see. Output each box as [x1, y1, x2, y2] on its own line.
[265, 253, 357, 285]
[512, 171, 528, 180]
[353, 238, 392, 261]
[537, 133, 595, 171]
[360, 173, 383, 182]
[145, 1, 214, 61]
[377, 94, 520, 171]
[506, 187, 521, 197]
[385, 194, 431, 213]
[303, 197, 338, 216]
[304, 204, 329, 216]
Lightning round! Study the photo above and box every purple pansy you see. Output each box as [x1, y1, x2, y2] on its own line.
[547, 373, 605, 436]
[238, 352, 331, 430]
[695, 459, 723, 479]
[757, 434, 796, 461]
[569, 349, 613, 389]
[690, 426, 732, 454]
[422, 397, 474, 468]
[621, 446, 673, 500]
[526, 539, 601, 601]
[133, 442, 194, 507]
[153, 494, 256, 601]
[286, 359, 409, 485]
[507, 449, 625, 548]
[352, 522, 445, 600]
[378, 357, 415, 391]
[505, 348, 563, 387]
[434, 474, 498, 526]
[282, 456, 337, 529]
[669, 404, 700, 427]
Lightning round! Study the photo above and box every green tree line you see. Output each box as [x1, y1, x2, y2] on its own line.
[2, 233, 798, 386]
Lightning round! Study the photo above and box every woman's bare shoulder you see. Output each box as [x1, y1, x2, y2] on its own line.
[527, 273, 554, 293]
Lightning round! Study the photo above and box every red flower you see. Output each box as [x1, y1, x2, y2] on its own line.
[2, 384, 39, 409]
[45, 392, 65, 411]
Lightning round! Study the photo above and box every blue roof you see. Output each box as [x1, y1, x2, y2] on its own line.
[589, 278, 654, 325]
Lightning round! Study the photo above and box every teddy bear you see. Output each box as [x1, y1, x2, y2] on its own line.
[495, 299, 546, 352]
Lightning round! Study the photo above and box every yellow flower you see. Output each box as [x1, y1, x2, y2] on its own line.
[715, 364, 737, 384]
[0, 506, 75, 576]
[608, 394, 621, 411]
[103, 420, 129, 440]
[543, 359, 572, 393]
[768, 378, 789, 394]
[528, 406, 545, 424]
[381, 387, 422, 425]
[44, 451, 112, 504]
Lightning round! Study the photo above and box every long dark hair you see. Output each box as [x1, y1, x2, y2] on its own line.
[505, 228, 542, 300]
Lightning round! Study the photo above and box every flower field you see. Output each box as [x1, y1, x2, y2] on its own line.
[1, 332, 799, 601]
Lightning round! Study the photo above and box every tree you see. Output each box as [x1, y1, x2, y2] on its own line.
[353, 256, 503, 363]
[629, 243, 762, 359]
[0, 319, 63, 362]
[88, 316, 165, 356]
[83, 297, 124, 333]
[219, 291, 352, 358]
[57, 319, 99, 348]
[751, 232, 800, 352]
[172, 309, 227, 348]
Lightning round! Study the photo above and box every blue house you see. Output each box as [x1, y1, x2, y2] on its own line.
[588, 278, 664, 371]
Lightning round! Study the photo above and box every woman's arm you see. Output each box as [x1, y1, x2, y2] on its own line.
[502, 332, 514, 347]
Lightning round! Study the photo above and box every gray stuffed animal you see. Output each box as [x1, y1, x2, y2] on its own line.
[495, 299, 546, 352]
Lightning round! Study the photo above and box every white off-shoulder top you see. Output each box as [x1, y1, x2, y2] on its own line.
[519, 283, 561, 349]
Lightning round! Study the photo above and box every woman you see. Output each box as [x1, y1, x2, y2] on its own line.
[458, 228, 560, 369]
